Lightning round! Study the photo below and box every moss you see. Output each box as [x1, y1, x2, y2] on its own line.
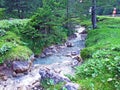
[0, 45, 32, 62]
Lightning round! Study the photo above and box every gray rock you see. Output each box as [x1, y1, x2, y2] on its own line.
[79, 30, 87, 34]
[40, 53, 46, 58]
[73, 56, 82, 62]
[68, 34, 77, 40]
[51, 48, 57, 53]
[71, 60, 79, 67]
[45, 51, 53, 56]
[39, 68, 70, 84]
[0, 72, 5, 77]
[12, 71, 24, 77]
[71, 51, 78, 56]
[49, 45, 55, 49]
[43, 48, 53, 56]
[12, 61, 31, 74]
[1, 75, 8, 81]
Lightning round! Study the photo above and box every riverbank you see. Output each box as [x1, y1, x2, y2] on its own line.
[74, 16, 120, 90]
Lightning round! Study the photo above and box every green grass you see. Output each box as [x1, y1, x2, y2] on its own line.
[3, 45, 32, 62]
[74, 16, 120, 90]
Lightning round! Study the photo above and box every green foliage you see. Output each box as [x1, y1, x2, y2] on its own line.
[22, 0, 69, 54]
[74, 16, 120, 90]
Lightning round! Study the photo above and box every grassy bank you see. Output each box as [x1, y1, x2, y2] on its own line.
[74, 16, 120, 90]
[0, 19, 33, 64]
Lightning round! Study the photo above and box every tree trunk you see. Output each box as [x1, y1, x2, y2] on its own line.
[92, 0, 97, 29]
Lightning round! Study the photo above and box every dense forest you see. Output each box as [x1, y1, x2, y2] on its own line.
[0, 0, 120, 90]
[0, 0, 120, 19]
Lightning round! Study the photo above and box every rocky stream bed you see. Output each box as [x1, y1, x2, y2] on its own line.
[0, 25, 87, 90]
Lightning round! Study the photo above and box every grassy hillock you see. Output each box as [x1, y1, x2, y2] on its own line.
[0, 19, 32, 64]
[74, 16, 120, 90]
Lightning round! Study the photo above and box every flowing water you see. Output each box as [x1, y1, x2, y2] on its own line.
[34, 25, 85, 65]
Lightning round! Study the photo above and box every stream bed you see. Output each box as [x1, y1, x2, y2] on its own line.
[0, 25, 87, 90]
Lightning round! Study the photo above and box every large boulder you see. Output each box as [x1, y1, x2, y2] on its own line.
[12, 61, 31, 74]
[39, 68, 70, 84]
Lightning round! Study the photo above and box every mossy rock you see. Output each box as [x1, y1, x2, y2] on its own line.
[0, 45, 33, 63]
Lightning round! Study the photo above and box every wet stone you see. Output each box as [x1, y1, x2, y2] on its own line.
[39, 68, 70, 84]
[12, 61, 30, 74]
